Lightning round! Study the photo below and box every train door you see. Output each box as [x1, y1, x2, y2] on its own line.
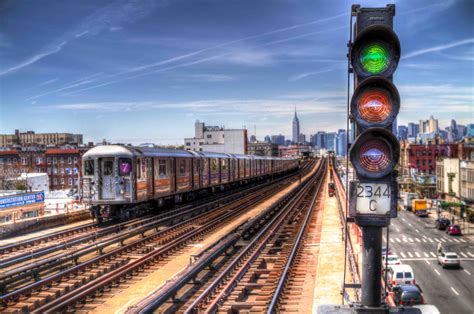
[146, 158, 154, 198]
[170, 158, 176, 193]
[204, 158, 210, 187]
[100, 158, 115, 199]
[193, 158, 200, 190]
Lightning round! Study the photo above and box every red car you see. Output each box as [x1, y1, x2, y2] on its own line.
[446, 224, 462, 236]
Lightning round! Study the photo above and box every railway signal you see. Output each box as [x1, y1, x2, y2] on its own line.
[347, 4, 401, 308]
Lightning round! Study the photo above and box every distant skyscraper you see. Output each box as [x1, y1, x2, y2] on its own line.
[316, 131, 327, 149]
[264, 135, 271, 143]
[249, 135, 257, 143]
[271, 134, 285, 146]
[292, 109, 300, 144]
[337, 129, 347, 157]
[407, 122, 419, 138]
[466, 124, 474, 138]
[298, 133, 306, 144]
[397, 125, 408, 140]
[457, 125, 467, 139]
[326, 132, 337, 151]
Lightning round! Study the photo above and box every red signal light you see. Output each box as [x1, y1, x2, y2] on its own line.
[358, 139, 391, 173]
[351, 76, 400, 131]
[358, 90, 392, 124]
[349, 128, 399, 180]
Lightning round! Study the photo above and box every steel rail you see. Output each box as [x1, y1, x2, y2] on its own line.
[266, 161, 326, 313]
[184, 160, 324, 313]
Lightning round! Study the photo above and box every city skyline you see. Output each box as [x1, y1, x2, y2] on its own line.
[1, 0, 473, 144]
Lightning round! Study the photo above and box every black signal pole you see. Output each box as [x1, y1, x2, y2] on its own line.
[361, 226, 383, 307]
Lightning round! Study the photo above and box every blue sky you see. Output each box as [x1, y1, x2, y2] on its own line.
[0, 0, 472, 144]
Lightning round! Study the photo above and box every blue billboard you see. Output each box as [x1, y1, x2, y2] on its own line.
[0, 192, 45, 209]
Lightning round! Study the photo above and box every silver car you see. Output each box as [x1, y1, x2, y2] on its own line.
[437, 252, 460, 268]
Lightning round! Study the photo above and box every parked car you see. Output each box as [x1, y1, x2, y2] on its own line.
[438, 252, 460, 268]
[446, 224, 462, 236]
[387, 264, 416, 288]
[328, 182, 335, 197]
[435, 218, 450, 230]
[382, 246, 392, 256]
[383, 254, 401, 269]
[412, 305, 440, 314]
[392, 284, 424, 306]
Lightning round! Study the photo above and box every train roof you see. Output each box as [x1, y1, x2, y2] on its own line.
[133, 146, 194, 158]
[83, 145, 136, 158]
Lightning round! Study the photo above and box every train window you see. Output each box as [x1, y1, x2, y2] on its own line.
[84, 160, 94, 175]
[211, 159, 218, 171]
[159, 159, 167, 176]
[221, 159, 228, 170]
[119, 159, 132, 176]
[137, 160, 141, 179]
[179, 160, 186, 174]
[103, 160, 114, 175]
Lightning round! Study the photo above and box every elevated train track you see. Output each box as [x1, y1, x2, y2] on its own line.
[0, 160, 314, 313]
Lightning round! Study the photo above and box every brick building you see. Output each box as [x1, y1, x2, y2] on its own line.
[0, 148, 84, 191]
[0, 129, 83, 147]
[400, 142, 458, 176]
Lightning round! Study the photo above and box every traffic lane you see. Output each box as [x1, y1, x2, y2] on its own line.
[406, 259, 474, 314]
[389, 210, 474, 313]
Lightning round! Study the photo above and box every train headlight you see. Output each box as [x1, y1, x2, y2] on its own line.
[91, 190, 95, 195]
[120, 189, 125, 195]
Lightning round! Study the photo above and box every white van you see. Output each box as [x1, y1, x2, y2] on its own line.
[387, 264, 415, 288]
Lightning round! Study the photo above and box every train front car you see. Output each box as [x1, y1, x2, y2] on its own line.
[82, 145, 137, 223]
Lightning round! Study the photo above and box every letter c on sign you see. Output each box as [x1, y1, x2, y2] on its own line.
[369, 200, 377, 212]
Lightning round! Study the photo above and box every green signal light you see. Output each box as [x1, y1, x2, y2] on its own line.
[360, 43, 390, 74]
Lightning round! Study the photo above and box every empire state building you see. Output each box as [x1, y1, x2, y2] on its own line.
[292, 109, 300, 144]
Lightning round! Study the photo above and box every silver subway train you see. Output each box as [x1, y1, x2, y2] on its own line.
[82, 145, 299, 222]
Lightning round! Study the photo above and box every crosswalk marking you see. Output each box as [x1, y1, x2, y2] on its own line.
[460, 238, 467, 243]
[408, 238, 414, 242]
[468, 252, 474, 257]
[415, 238, 421, 242]
[440, 238, 447, 242]
[400, 252, 406, 258]
[428, 238, 434, 243]
[442, 236, 449, 240]
[430, 252, 436, 257]
[383, 236, 386, 242]
[415, 252, 421, 257]
[423, 252, 429, 257]
[390, 238, 394, 243]
[396, 238, 401, 243]
[460, 252, 468, 258]
[452, 238, 460, 243]
[435, 238, 441, 242]
[408, 252, 413, 258]
[422, 238, 427, 242]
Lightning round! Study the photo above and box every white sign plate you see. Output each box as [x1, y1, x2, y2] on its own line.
[355, 183, 391, 215]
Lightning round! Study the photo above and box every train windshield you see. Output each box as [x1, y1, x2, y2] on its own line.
[119, 158, 132, 176]
[84, 160, 94, 175]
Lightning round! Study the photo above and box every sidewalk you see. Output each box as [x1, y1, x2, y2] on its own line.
[312, 175, 346, 310]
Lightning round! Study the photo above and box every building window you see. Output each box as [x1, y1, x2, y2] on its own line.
[47, 157, 51, 164]
[186, 142, 191, 146]
[21, 157, 28, 165]
[0, 158, 3, 164]
[416, 151, 420, 157]
[68, 157, 72, 164]
[61, 168, 65, 174]
[7, 158, 11, 164]
[206, 134, 212, 139]
[74, 157, 78, 164]
[60, 157, 64, 164]
[53, 178, 57, 185]
[48, 168, 52, 175]
[53, 167, 57, 174]
[422, 150, 426, 156]
[53, 157, 57, 164]
[69, 178, 73, 185]
[61, 178, 65, 185]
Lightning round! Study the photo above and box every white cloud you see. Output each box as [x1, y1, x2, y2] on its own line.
[402, 38, 474, 60]
[289, 69, 333, 81]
